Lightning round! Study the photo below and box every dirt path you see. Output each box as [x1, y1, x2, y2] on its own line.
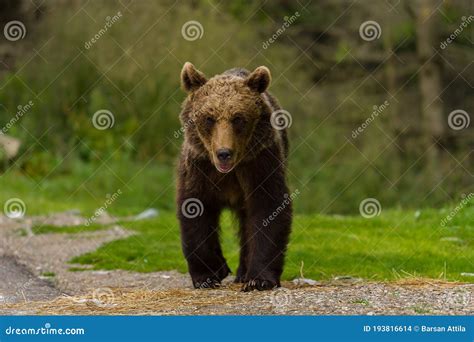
[0, 256, 59, 304]
[0, 212, 472, 315]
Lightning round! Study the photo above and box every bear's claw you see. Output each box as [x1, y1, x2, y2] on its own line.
[193, 278, 222, 289]
[241, 279, 278, 292]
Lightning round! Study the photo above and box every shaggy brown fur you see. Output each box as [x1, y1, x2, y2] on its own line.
[176, 62, 292, 291]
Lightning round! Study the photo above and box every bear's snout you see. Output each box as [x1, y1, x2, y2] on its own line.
[216, 148, 232, 162]
[215, 148, 234, 173]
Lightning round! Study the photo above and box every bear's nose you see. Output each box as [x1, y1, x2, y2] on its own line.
[216, 148, 232, 162]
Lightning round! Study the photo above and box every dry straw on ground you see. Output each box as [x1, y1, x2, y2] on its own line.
[3, 279, 473, 316]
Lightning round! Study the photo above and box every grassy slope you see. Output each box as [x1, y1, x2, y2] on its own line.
[66, 207, 473, 282]
[2, 168, 473, 282]
[0, 162, 175, 216]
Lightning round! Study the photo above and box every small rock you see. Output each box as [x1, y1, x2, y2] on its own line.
[292, 278, 318, 286]
[134, 208, 159, 221]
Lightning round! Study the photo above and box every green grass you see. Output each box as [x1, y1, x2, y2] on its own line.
[352, 299, 370, 306]
[0, 160, 175, 217]
[62, 205, 474, 282]
[1, 166, 472, 282]
[41, 272, 56, 278]
[411, 306, 432, 314]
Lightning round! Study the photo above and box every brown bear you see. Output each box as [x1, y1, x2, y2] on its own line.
[176, 62, 292, 291]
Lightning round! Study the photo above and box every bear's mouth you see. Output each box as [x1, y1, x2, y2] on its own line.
[216, 162, 234, 173]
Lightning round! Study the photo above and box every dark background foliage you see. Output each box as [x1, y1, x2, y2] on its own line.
[0, 0, 472, 214]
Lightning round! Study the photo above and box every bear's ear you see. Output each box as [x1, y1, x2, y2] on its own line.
[181, 62, 207, 92]
[245, 66, 271, 93]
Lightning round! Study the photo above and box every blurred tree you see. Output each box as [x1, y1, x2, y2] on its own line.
[409, 0, 445, 181]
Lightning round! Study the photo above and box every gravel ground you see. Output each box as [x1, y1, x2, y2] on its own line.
[2, 281, 473, 315]
[0, 212, 472, 315]
[0, 256, 60, 304]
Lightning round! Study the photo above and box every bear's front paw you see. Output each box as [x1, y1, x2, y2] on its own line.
[241, 278, 279, 292]
[193, 277, 222, 289]
[234, 265, 247, 283]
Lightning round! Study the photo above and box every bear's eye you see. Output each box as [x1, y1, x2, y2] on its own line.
[231, 116, 245, 126]
[205, 116, 216, 126]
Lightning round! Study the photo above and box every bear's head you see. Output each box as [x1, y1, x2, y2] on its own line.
[180, 62, 275, 173]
